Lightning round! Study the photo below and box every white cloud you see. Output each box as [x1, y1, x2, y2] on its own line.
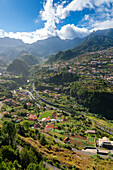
[0, 0, 113, 43]
[94, 0, 113, 7]
[57, 24, 90, 39]
[55, 0, 113, 20]
[91, 18, 113, 31]
[0, 29, 5, 37]
[84, 15, 90, 20]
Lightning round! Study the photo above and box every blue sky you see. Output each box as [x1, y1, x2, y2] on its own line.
[0, 0, 113, 43]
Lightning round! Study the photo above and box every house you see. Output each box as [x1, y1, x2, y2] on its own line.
[12, 100, 19, 106]
[97, 137, 113, 149]
[51, 119, 59, 122]
[41, 116, 51, 122]
[4, 99, 12, 104]
[28, 114, 37, 121]
[20, 98, 28, 101]
[85, 130, 96, 134]
[45, 124, 54, 131]
[111, 59, 113, 63]
[26, 102, 31, 107]
[3, 111, 10, 114]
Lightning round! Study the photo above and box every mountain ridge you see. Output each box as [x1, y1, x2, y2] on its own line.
[0, 36, 83, 61]
[47, 28, 113, 63]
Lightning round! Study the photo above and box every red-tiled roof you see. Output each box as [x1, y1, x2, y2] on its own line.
[26, 102, 31, 106]
[45, 124, 54, 129]
[28, 114, 37, 120]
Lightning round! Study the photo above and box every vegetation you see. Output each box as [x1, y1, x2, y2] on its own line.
[18, 53, 39, 66]
[47, 28, 113, 63]
[0, 121, 47, 170]
[7, 59, 29, 76]
[70, 81, 113, 119]
[1, 29, 113, 169]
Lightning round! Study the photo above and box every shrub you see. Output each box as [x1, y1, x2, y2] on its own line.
[39, 134, 47, 146]
[63, 144, 72, 150]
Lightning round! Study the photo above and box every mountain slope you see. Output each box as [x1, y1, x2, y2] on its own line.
[0, 37, 24, 47]
[28, 36, 83, 58]
[0, 36, 83, 61]
[47, 28, 113, 63]
[7, 59, 29, 75]
[18, 51, 39, 66]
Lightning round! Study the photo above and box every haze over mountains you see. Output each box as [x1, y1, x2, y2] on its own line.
[0, 28, 113, 64]
[0, 36, 83, 61]
[47, 28, 113, 63]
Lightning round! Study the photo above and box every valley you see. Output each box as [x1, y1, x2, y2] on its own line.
[0, 28, 113, 169]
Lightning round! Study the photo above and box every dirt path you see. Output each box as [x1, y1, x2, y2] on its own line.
[43, 161, 61, 170]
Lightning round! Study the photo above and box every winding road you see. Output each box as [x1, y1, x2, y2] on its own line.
[23, 84, 113, 159]
[32, 84, 113, 136]
[32, 84, 71, 116]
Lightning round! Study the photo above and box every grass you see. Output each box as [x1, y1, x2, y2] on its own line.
[38, 110, 54, 119]
[87, 115, 113, 129]
[0, 119, 3, 127]
[74, 137, 86, 142]
[53, 129, 64, 134]
[19, 135, 113, 170]
[48, 130, 66, 139]
[88, 137, 94, 142]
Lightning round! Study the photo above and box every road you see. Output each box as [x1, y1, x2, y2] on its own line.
[32, 84, 71, 116]
[32, 86, 113, 135]
[41, 130, 111, 159]
[25, 85, 113, 159]
[24, 90, 41, 108]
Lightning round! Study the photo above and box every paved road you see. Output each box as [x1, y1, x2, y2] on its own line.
[24, 90, 41, 108]
[42, 130, 111, 159]
[32, 85, 71, 116]
[27, 85, 113, 159]
[33, 87, 113, 135]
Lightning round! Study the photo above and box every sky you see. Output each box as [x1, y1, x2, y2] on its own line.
[0, 0, 113, 43]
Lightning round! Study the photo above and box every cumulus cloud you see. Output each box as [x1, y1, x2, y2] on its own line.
[0, 0, 113, 43]
[91, 18, 113, 31]
[57, 24, 90, 39]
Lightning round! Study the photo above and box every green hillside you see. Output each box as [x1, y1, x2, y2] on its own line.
[47, 28, 113, 63]
[18, 53, 39, 66]
[7, 59, 29, 76]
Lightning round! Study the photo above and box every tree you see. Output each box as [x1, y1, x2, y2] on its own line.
[23, 121, 30, 131]
[27, 161, 47, 170]
[39, 134, 47, 146]
[13, 160, 22, 170]
[0, 145, 17, 162]
[20, 148, 37, 169]
[2, 121, 16, 147]
[17, 124, 26, 136]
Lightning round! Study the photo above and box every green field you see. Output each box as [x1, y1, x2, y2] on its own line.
[38, 110, 54, 119]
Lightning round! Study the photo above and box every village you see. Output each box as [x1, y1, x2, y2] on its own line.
[40, 47, 113, 84]
[1, 83, 113, 158]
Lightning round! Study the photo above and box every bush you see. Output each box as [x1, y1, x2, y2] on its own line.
[54, 135, 57, 138]
[59, 137, 63, 141]
[39, 134, 47, 146]
[63, 144, 72, 150]
[0, 145, 17, 162]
